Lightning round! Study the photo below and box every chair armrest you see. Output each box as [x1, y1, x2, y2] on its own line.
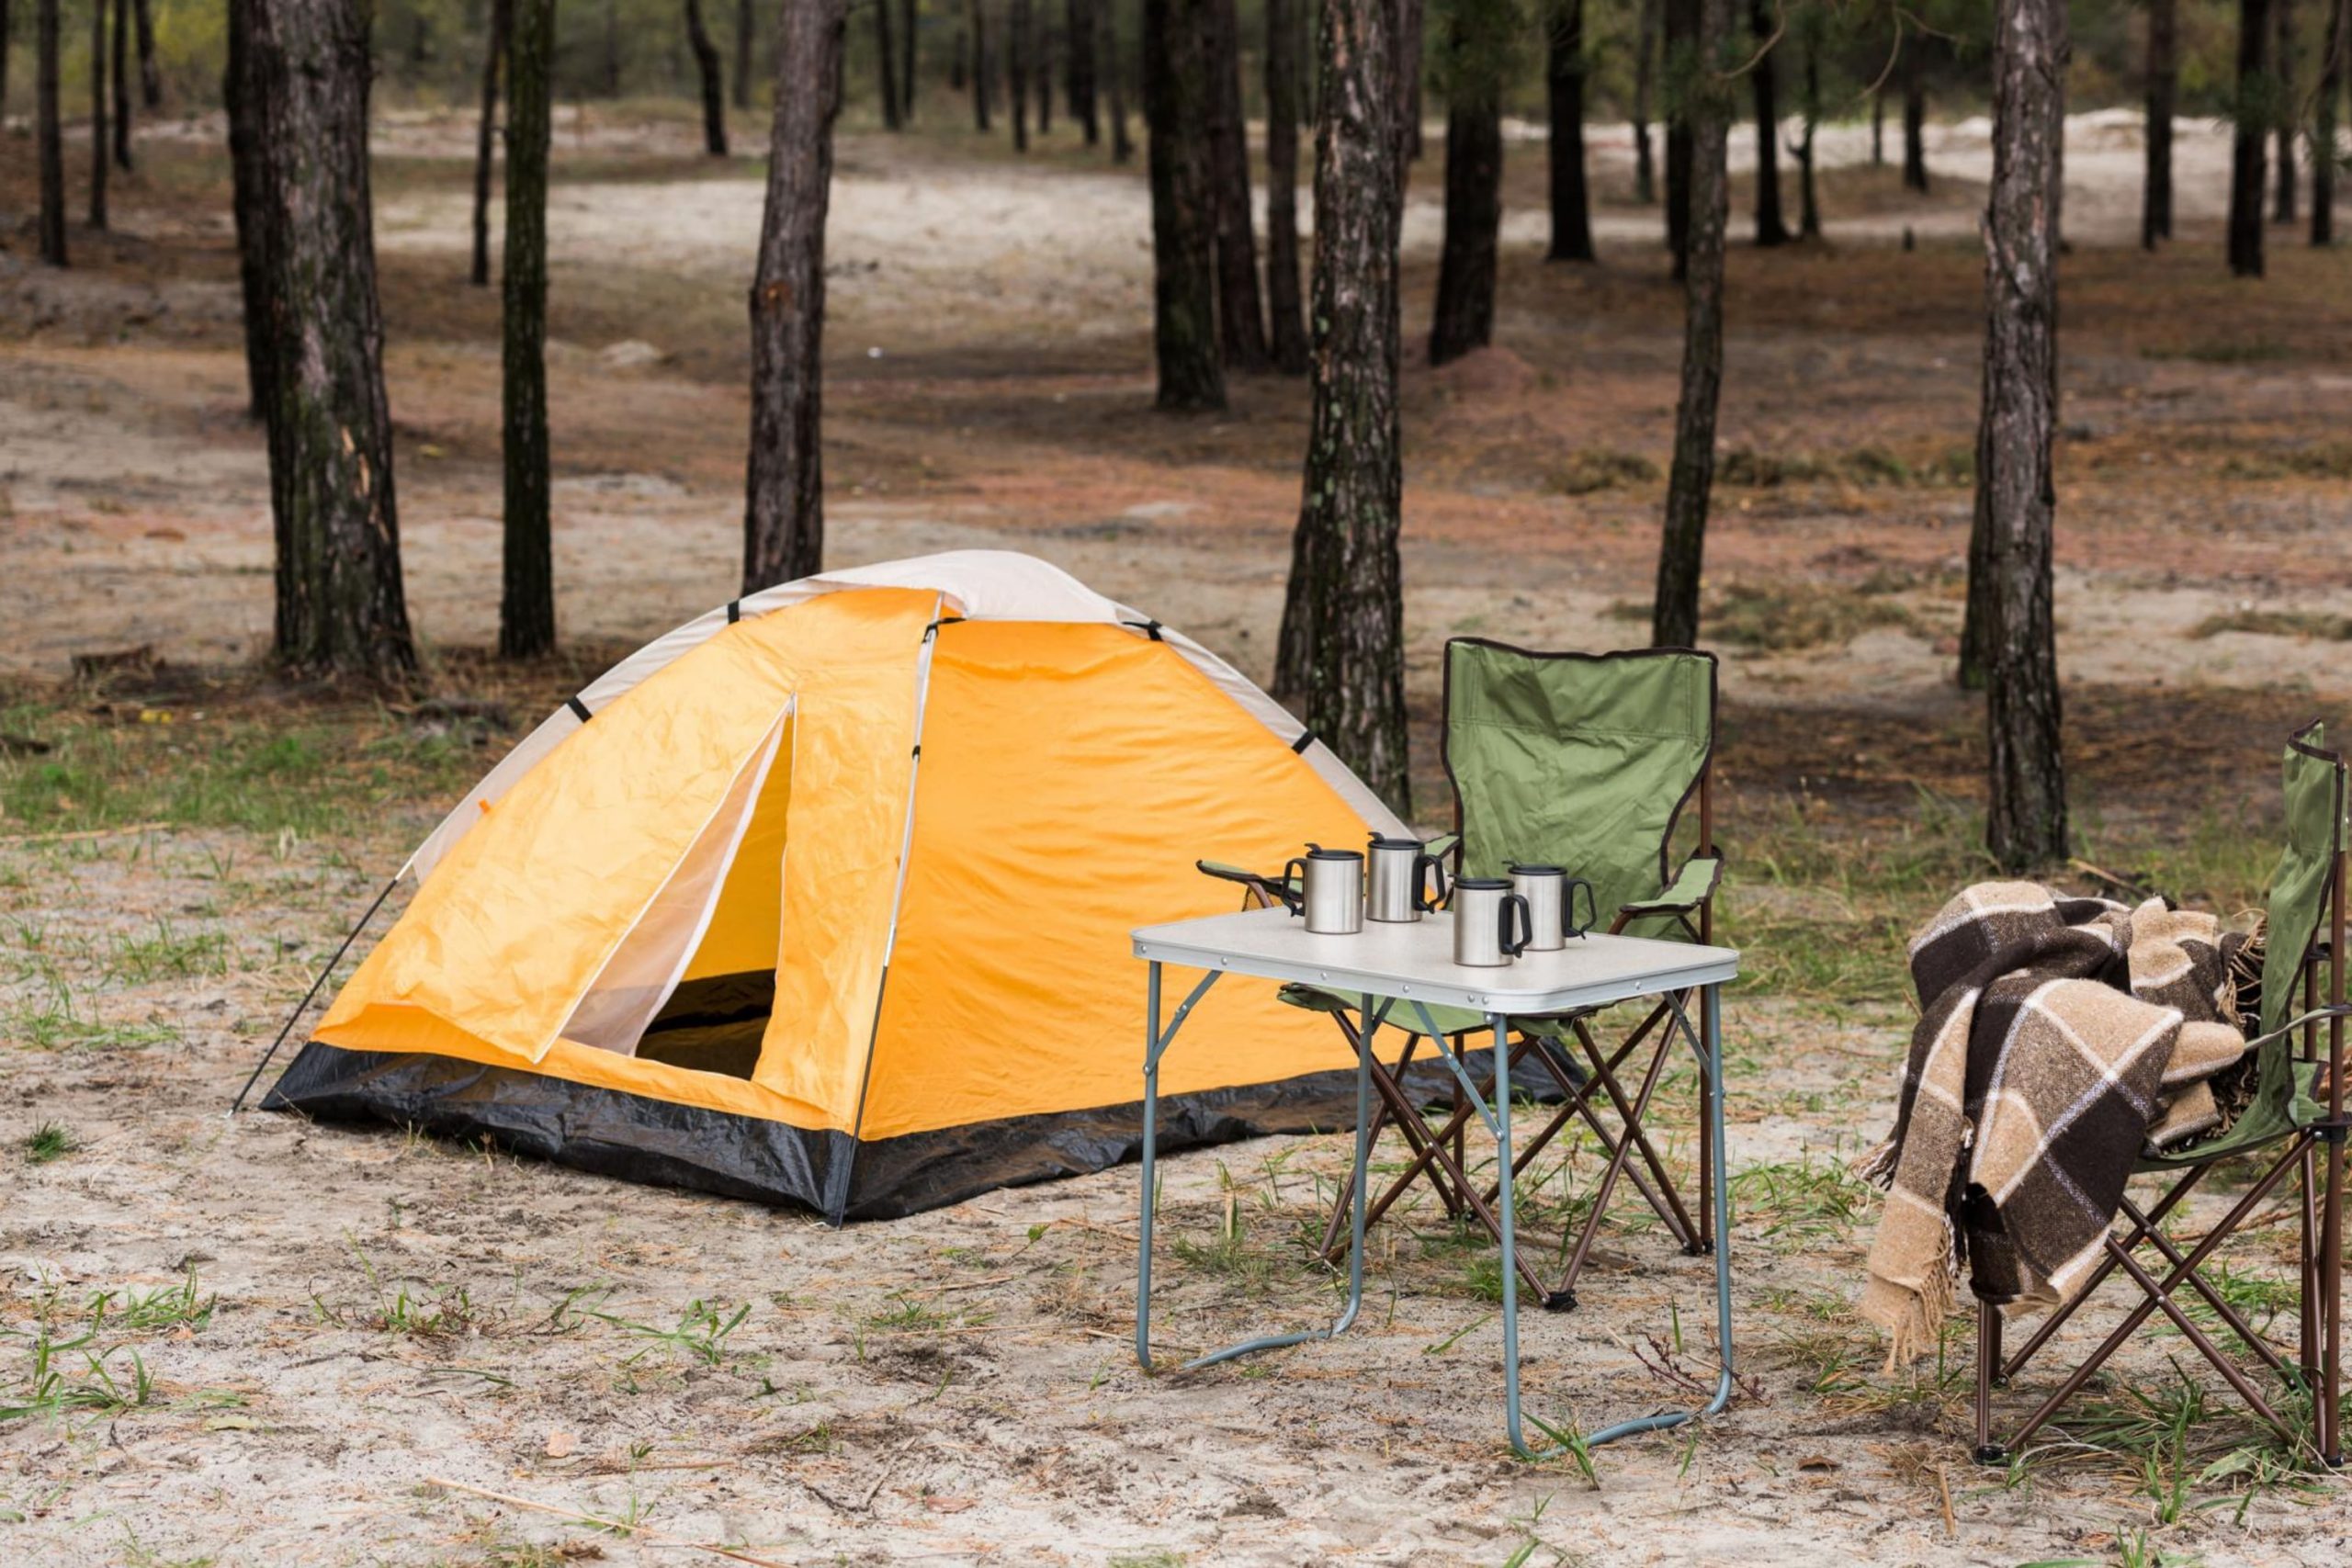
[2243, 1002, 2352, 1055]
[1197, 860, 1295, 911]
[1425, 832, 1461, 867]
[1617, 855, 1724, 918]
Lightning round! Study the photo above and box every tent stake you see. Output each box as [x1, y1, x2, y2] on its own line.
[229, 874, 401, 1114]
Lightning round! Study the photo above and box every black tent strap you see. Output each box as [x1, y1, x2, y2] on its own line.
[1292, 731, 1316, 754]
[1122, 619, 1165, 641]
[567, 695, 592, 723]
[727, 599, 742, 624]
[229, 874, 402, 1114]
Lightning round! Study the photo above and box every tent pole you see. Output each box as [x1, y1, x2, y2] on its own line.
[228, 875, 401, 1114]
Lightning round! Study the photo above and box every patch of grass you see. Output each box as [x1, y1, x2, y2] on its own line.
[582, 1298, 752, 1367]
[24, 1122, 75, 1164]
[7, 981, 182, 1052]
[1546, 448, 1660, 495]
[2144, 338, 2293, 365]
[1106, 1551, 1187, 1568]
[117, 1268, 218, 1333]
[1606, 581, 1926, 653]
[318, 1240, 485, 1337]
[1731, 1156, 1876, 1250]
[2189, 608, 2352, 642]
[1718, 444, 1973, 489]
[1, 1295, 160, 1424]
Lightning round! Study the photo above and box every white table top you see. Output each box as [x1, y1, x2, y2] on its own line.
[1132, 906, 1738, 1015]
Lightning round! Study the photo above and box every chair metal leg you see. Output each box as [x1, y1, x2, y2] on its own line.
[1974, 1301, 2006, 1465]
[2001, 1165, 2210, 1382]
[2115, 1196, 2288, 1373]
[1696, 985, 1716, 1254]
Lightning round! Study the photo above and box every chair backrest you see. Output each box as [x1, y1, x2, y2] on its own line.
[1442, 640, 1716, 919]
[2248, 723, 2349, 1129]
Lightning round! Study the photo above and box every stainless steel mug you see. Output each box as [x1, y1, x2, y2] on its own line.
[1451, 878, 1532, 967]
[1509, 863, 1599, 951]
[1281, 844, 1364, 935]
[1365, 834, 1448, 923]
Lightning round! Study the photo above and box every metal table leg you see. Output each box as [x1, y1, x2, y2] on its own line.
[1408, 984, 1736, 1457]
[1136, 965, 1375, 1374]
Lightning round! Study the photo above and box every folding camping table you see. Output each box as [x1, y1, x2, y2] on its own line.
[1131, 905, 1741, 1456]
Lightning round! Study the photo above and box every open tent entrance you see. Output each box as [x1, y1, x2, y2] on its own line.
[560, 701, 798, 1080]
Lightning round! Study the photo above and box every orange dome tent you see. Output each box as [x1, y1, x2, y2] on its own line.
[263, 552, 1408, 1221]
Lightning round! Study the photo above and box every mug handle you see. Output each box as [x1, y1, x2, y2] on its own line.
[1563, 877, 1598, 939]
[1413, 852, 1449, 912]
[1278, 857, 1308, 917]
[1502, 893, 1532, 958]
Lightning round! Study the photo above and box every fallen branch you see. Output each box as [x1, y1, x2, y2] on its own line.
[0, 820, 170, 845]
[422, 1476, 794, 1568]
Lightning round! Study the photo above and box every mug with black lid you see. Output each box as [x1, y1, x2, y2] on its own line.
[1451, 878, 1532, 967]
[1280, 844, 1364, 935]
[1509, 863, 1598, 951]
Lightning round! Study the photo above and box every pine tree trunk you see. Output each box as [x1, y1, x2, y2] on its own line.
[1546, 0, 1594, 262]
[245, 0, 420, 684]
[743, 0, 845, 592]
[134, 0, 159, 106]
[111, 0, 131, 171]
[1069, 0, 1098, 144]
[953, 22, 967, 89]
[685, 0, 729, 155]
[1902, 48, 1928, 193]
[1975, 0, 2069, 871]
[470, 0, 507, 289]
[38, 0, 67, 265]
[2230, 0, 2273, 276]
[1206, 0, 1268, 370]
[1429, 0, 1505, 367]
[1750, 0, 1789, 245]
[605, 0, 623, 96]
[2, 0, 11, 125]
[1795, 21, 1820, 238]
[1143, 0, 1226, 409]
[1273, 0, 1409, 816]
[1264, 0, 1310, 373]
[1035, 14, 1053, 131]
[1665, 0, 1694, 276]
[2316, 0, 2343, 244]
[903, 0, 918, 117]
[2144, 0, 2175, 247]
[876, 0, 903, 130]
[972, 0, 989, 128]
[1871, 84, 1883, 164]
[1106, 0, 1132, 159]
[735, 0, 752, 109]
[2277, 0, 2299, 222]
[1633, 0, 1657, 203]
[1011, 0, 1030, 150]
[89, 0, 107, 230]
[1651, 0, 1728, 649]
[501, 0, 555, 660]
[226, 0, 272, 411]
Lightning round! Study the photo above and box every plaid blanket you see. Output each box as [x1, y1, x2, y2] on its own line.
[1859, 883, 2251, 1366]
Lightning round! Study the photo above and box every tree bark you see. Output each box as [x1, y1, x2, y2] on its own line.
[1206, 0, 1269, 370]
[134, 0, 158, 105]
[903, 0, 918, 117]
[38, 0, 66, 265]
[2317, 0, 2344, 243]
[1069, 0, 1098, 143]
[111, 0, 130, 171]
[605, 0, 622, 95]
[876, 0, 904, 130]
[89, 0, 107, 230]
[1871, 84, 1883, 164]
[1106, 0, 1132, 159]
[953, 21, 967, 89]
[1902, 46, 1928, 193]
[685, 0, 729, 155]
[226, 0, 270, 410]
[470, 0, 508, 289]
[2277, 0, 2299, 223]
[1633, 0, 1657, 203]
[1035, 11, 1053, 131]
[1973, 0, 2069, 871]
[501, 0, 555, 660]
[2, 0, 11, 125]
[735, 0, 753, 109]
[1143, 0, 1226, 409]
[1750, 0, 1789, 245]
[1011, 0, 1030, 150]
[2230, 0, 2273, 276]
[1546, 0, 1594, 261]
[1397, 0, 1424, 164]
[971, 0, 989, 128]
[1273, 0, 1409, 816]
[245, 0, 420, 683]
[743, 0, 846, 592]
[1651, 0, 1728, 649]
[1429, 0, 1506, 367]
[1665, 0, 1694, 276]
[1264, 0, 1310, 372]
[2144, 0, 2175, 247]
[1793, 10, 1820, 238]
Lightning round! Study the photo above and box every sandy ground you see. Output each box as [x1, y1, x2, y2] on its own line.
[4, 102, 2352, 1566]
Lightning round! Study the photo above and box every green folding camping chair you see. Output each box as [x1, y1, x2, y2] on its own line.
[1208, 641, 1724, 1310]
[1971, 721, 2352, 1465]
